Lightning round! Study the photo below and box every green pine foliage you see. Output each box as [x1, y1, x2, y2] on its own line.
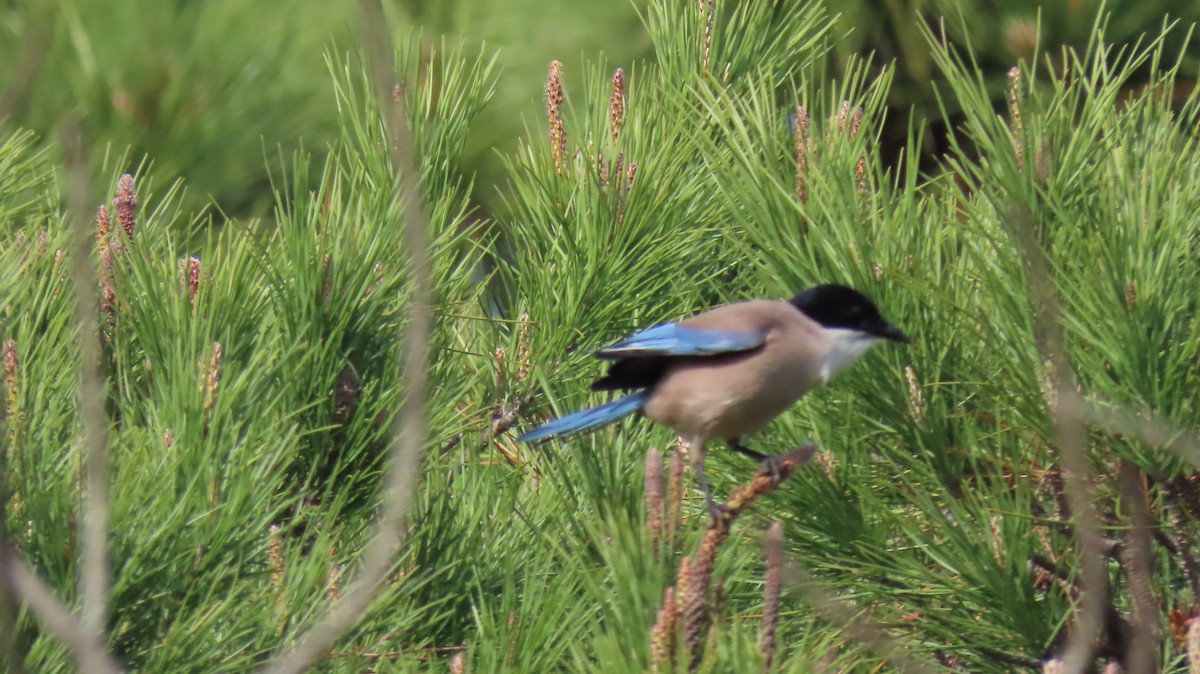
[3, 2, 1200, 672]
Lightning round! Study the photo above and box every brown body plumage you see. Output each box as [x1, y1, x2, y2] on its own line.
[641, 301, 831, 441]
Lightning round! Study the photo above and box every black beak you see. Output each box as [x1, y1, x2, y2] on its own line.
[874, 321, 909, 343]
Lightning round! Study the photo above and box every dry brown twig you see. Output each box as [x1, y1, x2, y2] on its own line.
[677, 444, 818, 671]
[1077, 401, 1200, 468]
[778, 557, 942, 674]
[65, 128, 117, 656]
[260, 2, 433, 672]
[0, 124, 125, 674]
[999, 196, 1106, 673]
[760, 521, 784, 671]
[3, 558, 122, 674]
[70, 145, 113, 645]
[0, 468, 28, 674]
[993, 86, 1119, 666]
[1116, 461, 1156, 674]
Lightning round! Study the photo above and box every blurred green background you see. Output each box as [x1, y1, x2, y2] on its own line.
[2, 0, 1197, 221]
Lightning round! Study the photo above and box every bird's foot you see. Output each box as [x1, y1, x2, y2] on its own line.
[700, 498, 729, 520]
[706, 496, 733, 522]
[758, 453, 789, 482]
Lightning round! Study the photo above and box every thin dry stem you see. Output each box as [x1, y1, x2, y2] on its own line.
[1012, 203, 1106, 673]
[64, 126, 111, 644]
[681, 445, 818, 671]
[1078, 401, 1200, 467]
[2, 553, 123, 674]
[761, 521, 784, 671]
[779, 557, 941, 673]
[1116, 461, 1156, 674]
[1187, 616, 1199, 674]
[259, 2, 434, 672]
[1163, 481, 1200, 600]
[0, 462, 28, 674]
[1051, 390, 1107, 670]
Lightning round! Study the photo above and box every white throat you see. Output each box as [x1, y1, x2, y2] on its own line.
[819, 328, 880, 383]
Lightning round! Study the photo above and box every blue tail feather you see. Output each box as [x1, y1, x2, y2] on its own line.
[516, 391, 650, 443]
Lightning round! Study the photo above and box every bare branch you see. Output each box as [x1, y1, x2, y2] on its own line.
[1116, 461, 1157, 674]
[259, 2, 433, 672]
[0, 472, 29, 674]
[760, 521, 784, 671]
[779, 558, 941, 674]
[1007, 204, 1106, 674]
[1078, 401, 1200, 467]
[63, 124, 111, 641]
[682, 445, 817, 670]
[2, 551, 123, 674]
[1161, 481, 1200, 600]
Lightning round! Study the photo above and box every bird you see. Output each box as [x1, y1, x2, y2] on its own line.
[516, 283, 908, 517]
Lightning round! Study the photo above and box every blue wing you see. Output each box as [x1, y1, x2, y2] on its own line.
[593, 323, 767, 360]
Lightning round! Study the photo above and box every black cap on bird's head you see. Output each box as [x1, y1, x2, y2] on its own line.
[789, 283, 909, 343]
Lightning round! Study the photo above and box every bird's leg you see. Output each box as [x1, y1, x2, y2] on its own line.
[726, 437, 769, 461]
[727, 438, 785, 481]
[688, 438, 729, 521]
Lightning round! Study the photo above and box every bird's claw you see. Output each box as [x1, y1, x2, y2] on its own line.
[759, 453, 788, 482]
[706, 498, 732, 522]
